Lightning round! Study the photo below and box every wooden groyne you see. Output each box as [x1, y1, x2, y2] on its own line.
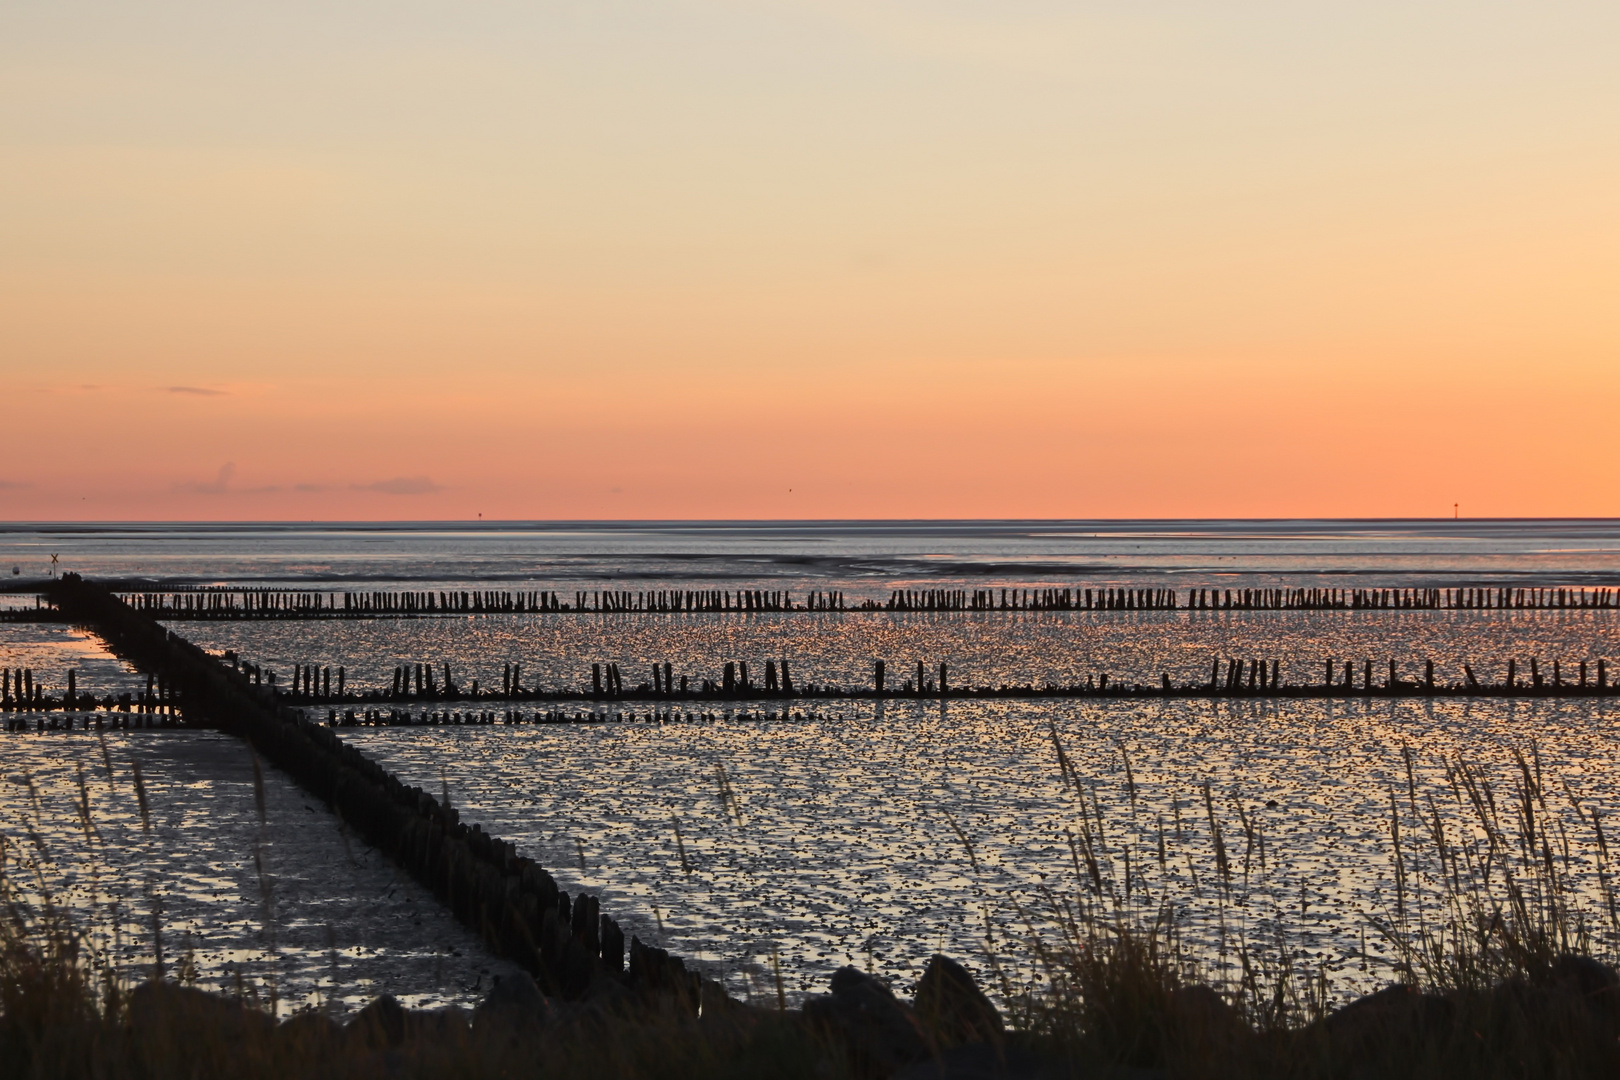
[10, 649, 1618, 717]
[164, 653, 1620, 707]
[39, 574, 719, 1005]
[104, 587, 844, 617]
[32, 583, 1618, 620]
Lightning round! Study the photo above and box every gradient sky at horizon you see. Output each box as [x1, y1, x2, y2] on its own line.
[3, 1, 1617, 520]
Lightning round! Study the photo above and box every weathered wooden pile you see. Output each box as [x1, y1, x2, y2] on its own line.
[110, 587, 848, 618]
[9, 647, 1618, 714]
[321, 708, 824, 726]
[2, 664, 181, 728]
[210, 653, 1620, 706]
[41, 574, 718, 1004]
[86, 582, 1620, 619]
[0, 596, 57, 622]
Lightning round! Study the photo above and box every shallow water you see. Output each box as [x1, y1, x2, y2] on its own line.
[8, 519, 1620, 591]
[0, 623, 147, 699]
[0, 727, 515, 1012]
[6, 520, 1620, 1009]
[340, 696, 1620, 1006]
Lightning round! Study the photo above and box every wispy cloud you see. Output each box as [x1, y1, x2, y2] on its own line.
[175, 462, 235, 495]
[294, 483, 331, 493]
[353, 476, 441, 496]
[166, 386, 228, 396]
[0, 481, 30, 490]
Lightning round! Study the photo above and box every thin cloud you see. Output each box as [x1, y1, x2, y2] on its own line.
[354, 476, 441, 496]
[175, 462, 235, 495]
[294, 483, 331, 493]
[0, 481, 30, 490]
[166, 386, 228, 396]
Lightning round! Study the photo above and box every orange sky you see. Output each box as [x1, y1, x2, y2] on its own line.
[3, 2, 1617, 520]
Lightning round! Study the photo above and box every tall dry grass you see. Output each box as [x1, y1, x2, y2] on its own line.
[961, 728, 1620, 1076]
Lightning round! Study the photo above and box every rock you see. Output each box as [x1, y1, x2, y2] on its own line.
[805, 966, 929, 1074]
[1550, 954, 1620, 1003]
[1157, 984, 1253, 1057]
[473, 970, 551, 1035]
[346, 994, 408, 1051]
[1321, 983, 1452, 1055]
[913, 955, 1003, 1048]
[276, 1008, 344, 1051]
[127, 980, 275, 1043]
[893, 1042, 1065, 1080]
[410, 1005, 472, 1045]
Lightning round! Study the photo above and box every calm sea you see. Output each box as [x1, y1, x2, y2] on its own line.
[3, 518, 1620, 592]
[4, 520, 1620, 1010]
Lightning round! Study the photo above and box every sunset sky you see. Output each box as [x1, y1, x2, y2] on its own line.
[3, 1, 1617, 520]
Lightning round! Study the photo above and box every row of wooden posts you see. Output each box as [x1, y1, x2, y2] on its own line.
[111, 588, 847, 617]
[10, 651, 1618, 711]
[87, 584, 1620, 619]
[0, 667, 179, 712]
[258, 655, 1620, 704]
[41, 574, 724, 1008]
[319, 708, 824, 727]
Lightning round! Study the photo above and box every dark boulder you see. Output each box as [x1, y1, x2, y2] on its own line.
[346, 994, 408, 1051]
[1550, 953, 1620, 1007]
[473, 970, 551, 1035]
[1321, 983, 1453, 1056]
[893, 1041, 1071, 1080]
[126, 980, 275, 1044]
[913, 955, 1003, 1048]
[1163, 984, 1252, 1056]
[276, 1008, 344, 1052]
[805, 966, 929, 1074]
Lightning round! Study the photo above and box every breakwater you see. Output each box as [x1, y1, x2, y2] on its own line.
[228, 652, 1620, 704]
[51, 583, 1620, 619]
[8, 650, 1618, 715]
[39, 574, 719, 1005]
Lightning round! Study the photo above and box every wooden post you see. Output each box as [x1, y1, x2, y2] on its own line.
[875, 660, 885, 694]
[939, 662, 948, 697]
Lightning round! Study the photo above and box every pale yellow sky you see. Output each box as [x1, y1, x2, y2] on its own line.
[2, 1, 1617, 519]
